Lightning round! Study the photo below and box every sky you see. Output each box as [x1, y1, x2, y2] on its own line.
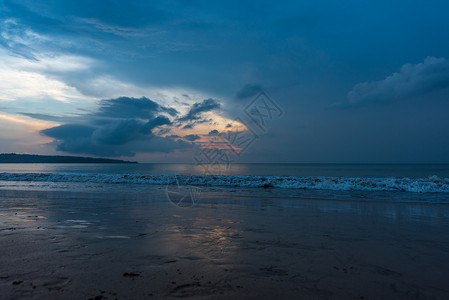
[1, 0, 449, 163]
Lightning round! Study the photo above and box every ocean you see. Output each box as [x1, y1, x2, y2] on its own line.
[2, 163, 449, 178]
[0, 163, 448, 202]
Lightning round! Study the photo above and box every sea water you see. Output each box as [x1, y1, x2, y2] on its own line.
[0, 163, 449, 197]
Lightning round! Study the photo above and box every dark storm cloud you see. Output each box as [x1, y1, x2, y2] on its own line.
[143, 116, 171, 132]
[345, 57, 449, 107]
[178, 98, 221, 121]
[91, 119, 146, 145]
[42, 124, 98, 155]
[166, 134, 180, 139]
[40, 97, 189, 157]
[42, 124, 95, 139]
[97, 97, 178, 119]
[183, 134, 201, 141]
[235, 84, 263, 100]
[207, 129, 219, 136]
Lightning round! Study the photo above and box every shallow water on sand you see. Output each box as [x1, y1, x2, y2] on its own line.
[1, 184, 449, 299]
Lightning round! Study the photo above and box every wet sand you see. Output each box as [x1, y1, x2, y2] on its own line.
[1, 185, 449, 299]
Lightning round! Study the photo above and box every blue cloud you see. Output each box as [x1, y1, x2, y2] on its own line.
[97, 96, 177, 119]
[40, 96, 189, 157]
[42, 124, 95, 139]
[207, 129, 219, 136]
[345, 57, 449, 107]
[235, 84, 263, 99]
[19, 113, 67, 122]
[183, 134, 201, 141]
[178, 98, 221, 121]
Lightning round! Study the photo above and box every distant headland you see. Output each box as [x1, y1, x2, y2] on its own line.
[0, 153, 137, 164]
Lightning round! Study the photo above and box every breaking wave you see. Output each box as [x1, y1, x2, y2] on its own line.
[1, 172, 449, 193]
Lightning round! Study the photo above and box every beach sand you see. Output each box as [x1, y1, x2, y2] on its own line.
[1, 185, 449, 299]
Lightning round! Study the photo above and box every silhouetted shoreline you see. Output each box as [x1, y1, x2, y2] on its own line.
[0, 153, 137, 164]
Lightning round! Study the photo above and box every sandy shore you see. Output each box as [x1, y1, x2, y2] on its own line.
[1, 185, 449, 299]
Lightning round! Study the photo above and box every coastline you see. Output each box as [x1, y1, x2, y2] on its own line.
[1, 184, 449, 299]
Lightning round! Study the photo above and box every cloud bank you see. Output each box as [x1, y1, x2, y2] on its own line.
[346, 57, 449, 106]
[40, 96, 190, 157]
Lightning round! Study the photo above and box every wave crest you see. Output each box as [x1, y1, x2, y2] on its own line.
[1, 172, 449, 193]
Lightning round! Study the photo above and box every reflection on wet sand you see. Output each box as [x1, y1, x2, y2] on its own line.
[1, 186, 449, 299]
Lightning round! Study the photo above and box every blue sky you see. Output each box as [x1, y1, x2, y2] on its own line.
[1, 0, 449, 162]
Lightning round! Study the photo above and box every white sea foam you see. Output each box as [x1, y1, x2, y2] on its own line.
[1, 172, 449, 193]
